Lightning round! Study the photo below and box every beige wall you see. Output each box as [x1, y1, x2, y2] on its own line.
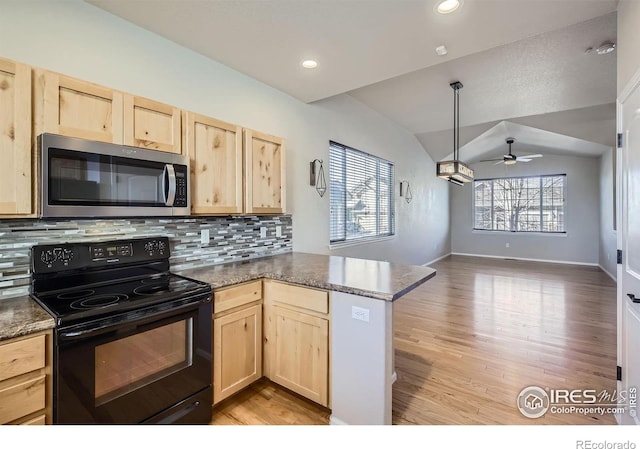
[617, 0, 640, 94]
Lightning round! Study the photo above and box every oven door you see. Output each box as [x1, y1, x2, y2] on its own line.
[55, 295, 212, 424]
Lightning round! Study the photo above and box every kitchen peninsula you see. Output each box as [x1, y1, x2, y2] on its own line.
[0, 251, 435, 425]
[180, 252, 436, 425]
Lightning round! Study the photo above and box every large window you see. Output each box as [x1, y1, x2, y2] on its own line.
[329, 141, 394, 244]
[473, 174, 566, 233]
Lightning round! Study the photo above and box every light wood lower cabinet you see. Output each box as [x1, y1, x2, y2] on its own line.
[0, 331, 52, 425]
[213, 280, 263, 405]
[263, 280, 330, 407]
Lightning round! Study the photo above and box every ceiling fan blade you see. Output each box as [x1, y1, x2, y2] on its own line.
[518, 158, 533, 162]
[522, 154, 543, 158]
[493, 160, 505, 165]
[479, 158, 503, 162]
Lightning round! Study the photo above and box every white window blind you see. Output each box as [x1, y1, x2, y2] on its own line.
[473, 174, 566, 233]
[329, 141, 395, 244]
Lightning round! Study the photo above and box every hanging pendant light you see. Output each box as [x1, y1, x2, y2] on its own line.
[436, 81, 474, 185]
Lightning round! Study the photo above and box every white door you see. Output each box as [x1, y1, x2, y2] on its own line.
[619, 76, 640, 425]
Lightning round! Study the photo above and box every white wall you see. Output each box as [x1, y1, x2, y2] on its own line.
[0, 0, 450, 266]
[450, 154, 600, 265]
[599, 150, 617, 279]
[617, 0, 640, 96]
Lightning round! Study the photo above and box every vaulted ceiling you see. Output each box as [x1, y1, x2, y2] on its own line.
[87, 0, 619, 162]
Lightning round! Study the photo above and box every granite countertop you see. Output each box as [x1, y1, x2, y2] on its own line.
[0, 252, 436, 341]
[0, 296, 55, 342]
[178, 252, 436, 301]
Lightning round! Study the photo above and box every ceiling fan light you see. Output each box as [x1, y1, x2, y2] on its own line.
[504, 158, 517, 165]
[595, 41, 616, 55]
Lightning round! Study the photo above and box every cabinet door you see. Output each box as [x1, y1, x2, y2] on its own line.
[0, 58, 31, 215]
[184, 112, 243, 214]
[244, 129, 285, 214]
[124, 95, 181, 154]
[265, 305, 328, 407]
[213, 304, 263, 404]
[37, 70, 124, 144]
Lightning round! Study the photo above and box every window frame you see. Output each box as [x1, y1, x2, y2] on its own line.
[328, 141, 395, 246]
[472, 173, 567, 234]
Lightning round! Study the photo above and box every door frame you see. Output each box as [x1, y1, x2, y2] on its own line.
[616, 66, 640, 425]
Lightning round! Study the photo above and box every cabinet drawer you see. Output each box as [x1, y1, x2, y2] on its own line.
[264, 281, 328, 314]
[0, 335, 45, 382]
[16, 414, 46, 425]
[214, 280, 262, 314]
[0, 374, 46, 424]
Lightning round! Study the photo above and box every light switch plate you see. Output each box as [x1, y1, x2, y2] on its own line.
[201, 229, 210, 245]
[260, 227, 267, 238]
[276, 226, 282, 237]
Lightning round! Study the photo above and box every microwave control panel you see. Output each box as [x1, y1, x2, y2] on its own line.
[174, 166, 188, 208]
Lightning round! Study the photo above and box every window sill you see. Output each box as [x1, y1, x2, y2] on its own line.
[329, 235, 396, 250]
[471, 230, 567, 238]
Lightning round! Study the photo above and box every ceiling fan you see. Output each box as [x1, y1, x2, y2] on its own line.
[480, 138, 544, 165]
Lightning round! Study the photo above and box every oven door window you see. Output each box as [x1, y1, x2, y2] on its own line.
[94, 318, 193, 406]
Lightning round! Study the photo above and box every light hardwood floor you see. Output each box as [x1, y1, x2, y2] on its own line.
[211, 255, 618, 425]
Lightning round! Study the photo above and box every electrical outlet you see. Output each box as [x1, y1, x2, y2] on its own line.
[260, 227, 267, 238]
[505, 242, 510, 248]
[276, 226, 282, 237]
[200, 229, 210, 245]
[351, 306, 370, 322]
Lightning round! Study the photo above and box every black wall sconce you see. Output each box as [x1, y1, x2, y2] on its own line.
[310, 159, 327, 197]
[399, 180, 412, 203]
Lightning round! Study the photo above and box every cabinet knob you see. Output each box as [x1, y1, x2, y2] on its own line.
[627, 293, 640, 303]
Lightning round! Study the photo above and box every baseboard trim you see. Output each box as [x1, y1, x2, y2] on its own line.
[329, 415, 349, 425]
[422, 252, 452, 267]
[450, 252, 599, 267]
[599, 264, 617, 282]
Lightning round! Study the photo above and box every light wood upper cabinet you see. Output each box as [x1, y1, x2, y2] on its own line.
[35, 70, 124, 144]
[124, 95, 181, 154]
[35, 70, 181, 154]
[244, 129, 286, 214]
[0, 58, 31, 216]
[184, 112, 243, 214]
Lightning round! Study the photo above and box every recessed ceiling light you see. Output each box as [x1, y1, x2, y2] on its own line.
[436, 0, 462, 14]
[302, 60, 318, 69]
[435, 45, 448, 56]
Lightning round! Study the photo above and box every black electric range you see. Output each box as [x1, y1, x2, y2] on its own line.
[30, 236, 213, 424]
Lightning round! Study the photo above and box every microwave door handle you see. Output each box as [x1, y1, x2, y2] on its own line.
[163, 164, 177, 206]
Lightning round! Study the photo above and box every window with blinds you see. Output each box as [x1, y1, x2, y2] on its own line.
[473, 174, 566, 233]
[329, 141, 395, 244]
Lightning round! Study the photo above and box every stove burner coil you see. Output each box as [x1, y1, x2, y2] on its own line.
[57, 289, 96, 300]
[70, 294, 128, 310]
[133, 283, 170, 296]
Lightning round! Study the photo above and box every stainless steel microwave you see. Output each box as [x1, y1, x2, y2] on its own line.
[39, 133, 190, 218]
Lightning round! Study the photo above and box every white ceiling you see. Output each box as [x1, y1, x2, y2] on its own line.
[87, 0, 619, 162]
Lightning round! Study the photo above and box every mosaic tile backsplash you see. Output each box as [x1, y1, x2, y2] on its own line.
[0, 215, 292, 300]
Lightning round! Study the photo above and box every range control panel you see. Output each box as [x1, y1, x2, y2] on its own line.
[32, 236, 171, 274]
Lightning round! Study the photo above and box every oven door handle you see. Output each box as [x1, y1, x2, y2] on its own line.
[162, 164, 177, 206]
[57, 295, 210, 341]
